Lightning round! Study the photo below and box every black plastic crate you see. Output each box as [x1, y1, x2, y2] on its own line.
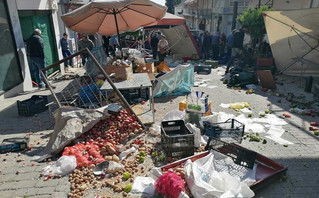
[161, 120, 194, 158]
[17, 95, 48, 117]
[206, 138, 257, 169]
[0, 137, 30, 154]
[120, 88, 149, 104]
[196, 64, 211, 75]
[203, 118, 245, 144]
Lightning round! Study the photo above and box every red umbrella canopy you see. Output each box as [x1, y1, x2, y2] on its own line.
[61, 0, 167, 35]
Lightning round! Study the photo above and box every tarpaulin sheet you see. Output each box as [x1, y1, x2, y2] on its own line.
[263, 8, 319, 76]
[153, 64, 194, 97]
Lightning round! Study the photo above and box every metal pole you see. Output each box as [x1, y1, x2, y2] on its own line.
[113, 9, 122, 51]
[86, 49, 146, 129]
[231, 1, 238, 30]
[258, 0, 261, 8]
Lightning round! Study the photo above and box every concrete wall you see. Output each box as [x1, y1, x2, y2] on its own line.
[1, 0, 32, 99]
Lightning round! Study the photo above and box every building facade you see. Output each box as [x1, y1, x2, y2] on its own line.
[0, 0, 63, 98]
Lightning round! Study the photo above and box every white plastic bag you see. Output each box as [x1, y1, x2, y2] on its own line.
[131, 176, 156, 197]
[186, 123, 201, 148]
[42, 156, 76, 176]
[119, 147, 136, 161]
[106, 161, 124, 173]
[163, 110, 186, 121]
[184, 152, 255, 198]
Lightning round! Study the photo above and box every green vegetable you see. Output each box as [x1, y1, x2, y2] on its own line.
[124, 184, 132, 193]
[248, 113, 253, 117]
[283, 144, 288, 147]
[139, 156, 145, 163]
[159, 155, 165, 162]
[259, 112, 265, 117]
[314, 131, 319, 136]
[139, 151, 145, 157]
[250, 135, 261, 142]
[262, 139, 267, 144]
[151, 151, 157, 157]
[122, 172, 131, 180]
[187, 104, 201, 111]
[256, 133, 259, 136]
[265, 110, 271, 114]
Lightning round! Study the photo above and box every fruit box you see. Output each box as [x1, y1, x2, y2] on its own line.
[160, 147, 287, 192]
[136, 62, 155, 73]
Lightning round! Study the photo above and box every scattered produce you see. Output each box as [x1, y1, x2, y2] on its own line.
[314, 131, 319, 136]
[122, 172, 131, 180]
[155, 171, 185, 198]
[159, 155, 165, 162]
[139, 151, 145, 157]
[259, 112, 265, 117]
[283, 144, 288, 147]
[249, 134, 261, 142]
[283, 113, 291, 118]
[151, 151, 157, 157]
[310, 122, 318, 126]
[139, 156, 145, 163]
[248, 113, 253, 117]
[123, 184, 132, 193]
[265, 110, 271, 114]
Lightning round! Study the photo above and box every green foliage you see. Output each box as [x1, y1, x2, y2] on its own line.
[238, 6, 274, 40]
[166, 0, 181, 14]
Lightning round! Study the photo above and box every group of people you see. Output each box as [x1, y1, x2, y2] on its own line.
[194, 25, 253, 74]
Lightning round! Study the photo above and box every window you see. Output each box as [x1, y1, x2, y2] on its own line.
[230, 0, 250, 7]
[0, 0, 23, 93]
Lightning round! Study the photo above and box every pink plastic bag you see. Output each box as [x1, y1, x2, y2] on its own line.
[155, 171, 185, 198]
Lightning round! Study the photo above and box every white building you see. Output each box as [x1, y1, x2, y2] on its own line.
[0, 0, 64, 98]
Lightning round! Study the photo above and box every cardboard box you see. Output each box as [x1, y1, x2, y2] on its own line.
[114, 66, 133, 81]
[104, 64, 133, 81]
[137, 62, 155, 73]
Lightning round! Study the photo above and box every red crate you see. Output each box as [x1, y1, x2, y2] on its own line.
[256, 57, 274, 67]
[161, 147, 287, 192]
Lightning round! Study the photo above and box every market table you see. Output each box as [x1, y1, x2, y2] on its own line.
[100, 73, 154, 124]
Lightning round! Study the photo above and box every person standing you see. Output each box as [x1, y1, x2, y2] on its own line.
[60, 33, 73, 69]
[212, 32, 221, 60]
[157, 35, 169, 63]
[225, 25, 250, 73]
[202, 31, 212, 59]
[151, 32, 159, 60]
[226, 29, 236, 59]
[26, 29, 46, 89]
[109, 35, 119, 57]
[78, 34, 94, 66]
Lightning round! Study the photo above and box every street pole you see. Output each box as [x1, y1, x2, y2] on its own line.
[231, 1, 238, 30]
[258, 0, 261, 8]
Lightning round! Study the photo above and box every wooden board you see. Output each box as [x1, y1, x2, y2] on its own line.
[256, 70, 276, 89]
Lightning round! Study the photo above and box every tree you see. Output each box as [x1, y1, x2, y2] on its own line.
[166, 0, 181, 14]
[238, 6, 274, 42]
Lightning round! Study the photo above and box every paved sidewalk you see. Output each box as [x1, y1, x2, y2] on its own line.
[0, 89, 69, 198]
[0, 66, 318, 198]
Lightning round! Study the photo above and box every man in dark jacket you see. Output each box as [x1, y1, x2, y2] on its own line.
[203, 31, 212, 59]
[60, 33, 73, 69]
[26, 29, 46, 89]
[225, 25, 250, 73]
[150, 32, 159, 60]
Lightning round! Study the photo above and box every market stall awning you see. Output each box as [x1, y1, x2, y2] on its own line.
[263, 8, 319, 76]
[145, 12, 185, 28]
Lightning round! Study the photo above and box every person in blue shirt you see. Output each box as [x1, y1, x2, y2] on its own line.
[60, 33, 73, 69]
[226, 29, 236, 59]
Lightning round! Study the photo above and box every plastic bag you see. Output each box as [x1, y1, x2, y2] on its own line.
[131, 176, 156, 197]
[155, 171, 185, 198]
[184, 152, 255, 198]
[119, 147, 136, 161]
[106, 161, 124, 173]
[163, 110, 186, 121]
[42, 156, 76, 176]
[149, 124, 161, 137]
[186, 123, 201, 148]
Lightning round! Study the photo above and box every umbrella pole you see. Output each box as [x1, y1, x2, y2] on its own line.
[113, 9, 123, 58]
